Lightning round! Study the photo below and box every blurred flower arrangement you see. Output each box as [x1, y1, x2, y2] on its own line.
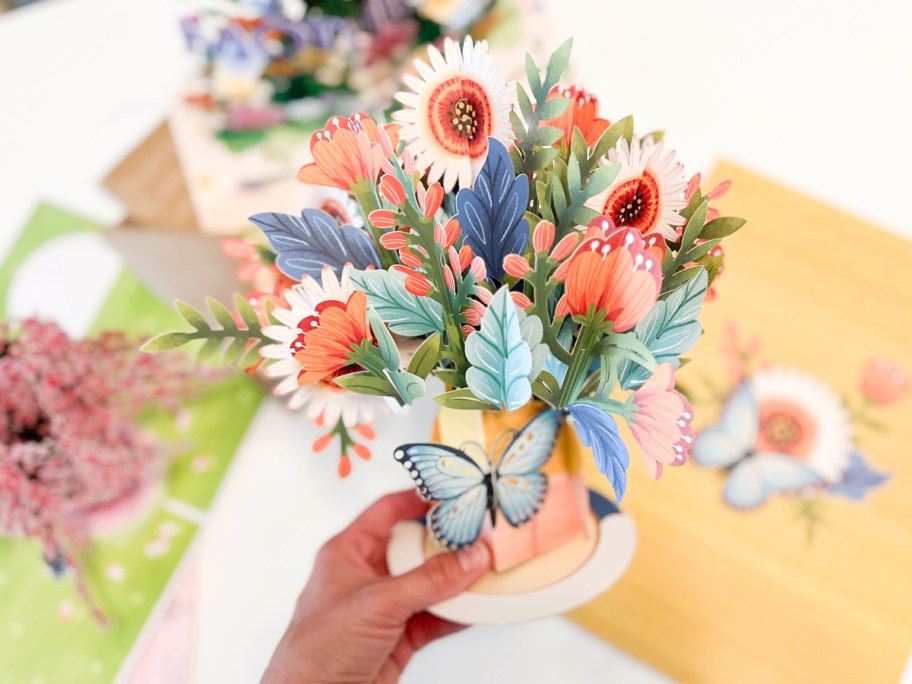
[693, 325, 907, 542]
[149, 34, 748, 514]
[0, 320, 203, 620]
[181, 0, 495, 146]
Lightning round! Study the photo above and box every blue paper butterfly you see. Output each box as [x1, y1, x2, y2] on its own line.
[692, 382, 822, 509]
[394, 409, 561, 550]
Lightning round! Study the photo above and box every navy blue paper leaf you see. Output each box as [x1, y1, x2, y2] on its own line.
[827, 452, 890, 502]
[455, 138, 529, 281]
[568, 403, 630, 501]
[249, 209, 380, 281]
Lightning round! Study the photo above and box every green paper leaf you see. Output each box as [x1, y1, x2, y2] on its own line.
[334, 371, 399, 397]
[662, 265, 705, 295]
[387, 370, 425, 403]
[141, 332, 195, 352]
[368, 308, 400, 371]
[700, 216, 747, 240]
[434, 387, 499, 410]
[532, 370, 561, 404]
[351, 269, 444, 336]
[619, 270, 708, 389]
[543, 38, 573, 97]
[176, 300, 206, 331]
[433, 368, 463, 388]
[407, 333, 441, 379]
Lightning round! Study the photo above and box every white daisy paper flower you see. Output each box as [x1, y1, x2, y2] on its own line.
[259, 264, 392, 428]
[393, 36, 513, 191]
[751, 367, 853, 483]
[587, 137, 688, 240]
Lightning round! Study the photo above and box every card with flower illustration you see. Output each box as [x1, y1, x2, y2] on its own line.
[0, 204, 263, 683]
[568, 162, 912, 684]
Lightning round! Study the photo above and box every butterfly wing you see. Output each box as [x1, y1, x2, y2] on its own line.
[394, 443, 490, 550]
[428, 484, 491, 550]
[723, 452, 822, 510]
[394, 443, 486, 502]
[492, 409, 561, 527]
[692, 382, 759, 468]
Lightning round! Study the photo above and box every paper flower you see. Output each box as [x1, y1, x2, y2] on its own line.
[542, 84, 611, 147]
[587, 138, 688, 239]
[628, 365, 695, 479]
[393, 36, 513, 190]
[297, 113, 399, 192]
[293, 290, 372, 385]
[859, 357, 908, 406]
[260, 265, 391, 427]
[555, 226, 663, 331]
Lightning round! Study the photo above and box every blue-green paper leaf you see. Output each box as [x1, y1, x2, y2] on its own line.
[351, 269, 444, 337]
[465, 287, 532, 410]
[619, 269, 708, 390]
[568, 403, 630, 501]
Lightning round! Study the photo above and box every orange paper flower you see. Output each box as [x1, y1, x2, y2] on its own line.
[293, 291, 371, 385]
[555, 226, 663, 331]
[630, 364, 695, 479]
[297, 113, 399, 192]
[543, 85, 611, 148]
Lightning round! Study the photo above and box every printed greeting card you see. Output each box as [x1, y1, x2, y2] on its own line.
[569, 162, 912, 684]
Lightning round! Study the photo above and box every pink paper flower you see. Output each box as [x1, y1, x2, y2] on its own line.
[860, 357, 908, 406]
[629, 364, 695, 479]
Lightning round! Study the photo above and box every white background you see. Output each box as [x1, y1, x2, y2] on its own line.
[1, 1, 911, 682]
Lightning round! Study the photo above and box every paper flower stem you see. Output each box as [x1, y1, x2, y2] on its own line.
[555, 313, 607, 407]
[531, 254, 572, 366]
[355, 188, 397, 271]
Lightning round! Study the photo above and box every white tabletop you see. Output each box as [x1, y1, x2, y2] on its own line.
[2, 1, 911, 683]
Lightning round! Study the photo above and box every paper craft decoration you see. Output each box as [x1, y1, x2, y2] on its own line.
[149, 36, 746, 615]
[396, 408, 560, 549]
[567, 162, 912, 684]
[0, 205, 262, 684]
[179, 0, 499, 145]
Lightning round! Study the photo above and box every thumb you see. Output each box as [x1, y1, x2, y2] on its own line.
[385, 542, 491, 615]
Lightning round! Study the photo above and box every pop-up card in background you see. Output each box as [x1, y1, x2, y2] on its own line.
[570, 162, 912, 684]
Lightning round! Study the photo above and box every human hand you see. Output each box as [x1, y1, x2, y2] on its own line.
[261, 490, 492, 684]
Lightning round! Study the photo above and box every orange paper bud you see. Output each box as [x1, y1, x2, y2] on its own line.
[503, 254, 531, 278]
[533, 220, 555, 253]
[379, 174, 406, 206]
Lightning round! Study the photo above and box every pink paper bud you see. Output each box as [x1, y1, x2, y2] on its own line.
[510, 291, 533, 310]
[503, 254, 531, 279]
[533, 220, 555, 253]
[448, 246, 462, 275]
[399, 248, 423, 269]
[470, 256, 487, 281]
[379, 175, 406, 206]
[551, 233, 580, 262]
[369, 209, 397, 229]
[476, 288, 494, 305]
[443, 265, 456, 291]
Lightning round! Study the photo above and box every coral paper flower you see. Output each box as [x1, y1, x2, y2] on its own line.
[543, 85, 611, 147]
[630, 364, 695, 479]
[860, 357, 909, 406]
[297, 113, 399, 192]
[393, 36, 513, 191]
[555, 227, 663, 331]
[260, 266, 391, 427]
[587, 137, 688, 240]
[293, 290, 371, 385]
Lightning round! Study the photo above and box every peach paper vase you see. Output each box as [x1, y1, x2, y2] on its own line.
[431, 400, 592, 573]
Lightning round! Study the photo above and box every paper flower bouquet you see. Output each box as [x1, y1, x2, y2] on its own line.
[180, 0, 496, 142]
[148, 36, 745, 603]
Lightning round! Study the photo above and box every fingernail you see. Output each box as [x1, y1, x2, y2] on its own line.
[458, 543, 490, 573]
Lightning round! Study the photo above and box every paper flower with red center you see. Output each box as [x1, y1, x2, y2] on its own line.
[859, 357, 908, 406]
[587, 137, 688, 240]
[260, 265, 392, 427]
[297, 113, 399, 192]
[543, 84, 611, 147]
[629, 364, 695, 479]
[752, 367, 852, 482]
[555, 227, 663, 331]
[393, 36, 513, 191]
[291, 290, 371, 385]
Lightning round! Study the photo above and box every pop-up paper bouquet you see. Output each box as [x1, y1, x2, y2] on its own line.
[148, 36, 746, 620]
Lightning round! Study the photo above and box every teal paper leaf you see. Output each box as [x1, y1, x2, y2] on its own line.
[465, 287, 532, 410]
[568, 403, 630, 501]
[351, 269, 444, 337]
[516, 309, 549, 381]
[618, 270, 708, 390]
